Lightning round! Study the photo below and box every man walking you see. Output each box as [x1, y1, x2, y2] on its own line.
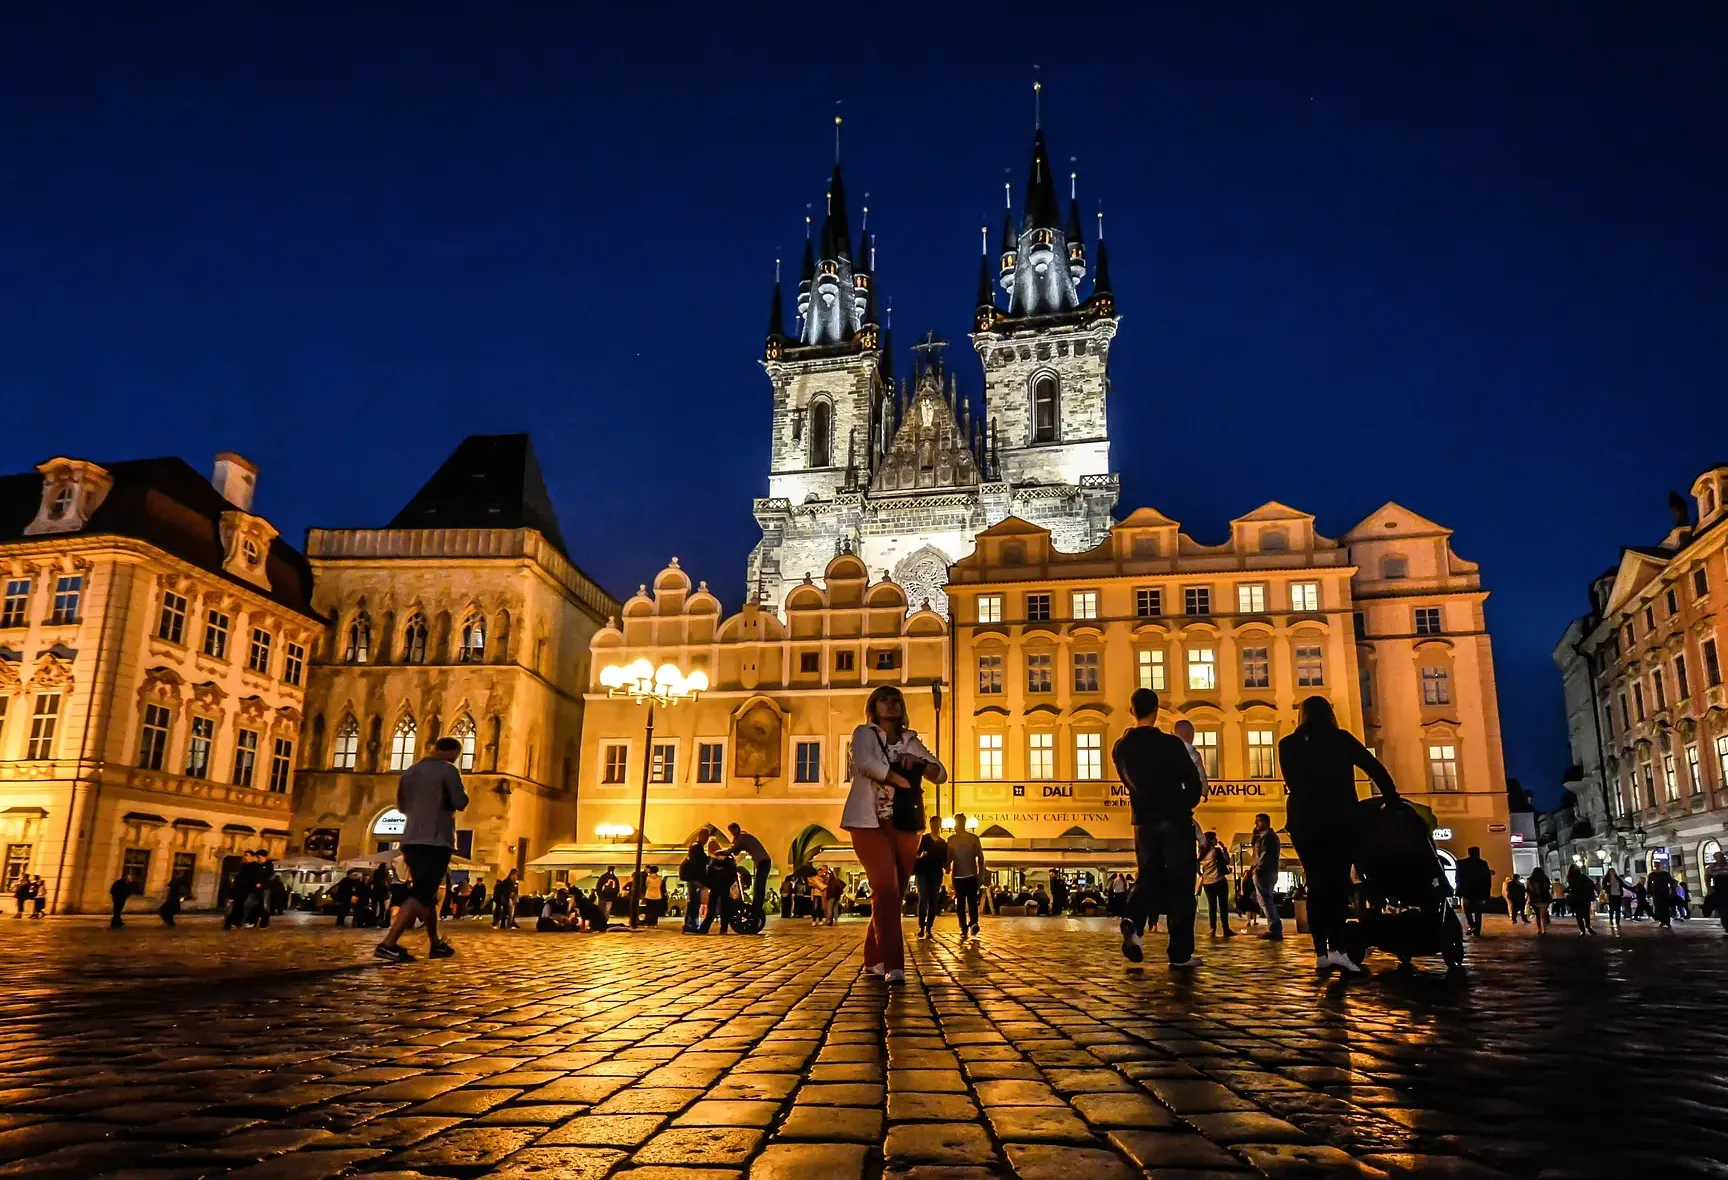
[1504, 873, 1528, 924]
[1251, 813, 1283, 940]
[595, 867, 620, 924]
[914, 814, 948, 937]
[1113, 688, 1206, 969]
[108, 873, 133, 928]
[1456, 846, 1494, 937]
[376, 736, 469, 962]
[726, 823, 774, 926]
[946, 814, 986, 938]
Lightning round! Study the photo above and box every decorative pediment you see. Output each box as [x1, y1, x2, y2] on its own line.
[0, 658, 20, 693]
[190, 680, 227, 711]
[138, 666, 185, 703]
[272, 706, 302, 733]
[236, 694, 270, 723]
[23, 458, 113, 536]
[27, 654, 73, 692]
[219, 511, 278, 591]
[1602, 549, 1671, 619]
[870, 364, 981, 495]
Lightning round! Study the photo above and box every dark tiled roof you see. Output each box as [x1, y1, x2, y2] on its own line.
[387, 433, 569, 556]
[0, 457, 318, 618]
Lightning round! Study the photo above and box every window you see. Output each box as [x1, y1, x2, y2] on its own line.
[49, 576, 81, 625]
[651, 741, 677, 784]
[874, 650, 898, 671]
[331, 716, 359, 770]
[1676, 655, 1691, 701]
[157, 592, 187, 643]
[1241, 647, 1270, 690]
[1707, 639, 1723, 688]
[1359, 663, 1375, 710]
[1028, 732, 1054, 778]
[1667, 588, 1679, 617]
[1026, 653, 1053, 693]
[388, 716, 417, 772]
[1421, 667, 1451, 705]
[1187, 647, 1217, 691]
[1633, 682, 1646, 721]
[1137, 649, 1165, 691]
[978, 733, 1003, 780]
[1353, 611, 1367, 640]
[1071, 590, 1098, 620]
[1687, 744, 1702, 795]
[171, 851, 196, 887]
[1247, 729, 1276, 779]
[1718, 735, 1728, 792]
[1695, 568, 1710, 599]
[1237, 583, 1266, 614]
[0, 580, 28, 628]
[3, 844, 29, 893]
[810, 400, 833, 467]
[1663, 754, 1679, 802]
[1645, 606, 1656, 634]
[1072, 651, 1100, 693]
[799, 651, 820, 674]
[977, 595, 1003, 624]
[233, 729, 259, 787]
[1602, 703, 1613, 739]
[1381, 556, 1408, 579]
[602, 743, 628, 784]
[402, 615, 428, 664]
[1184, 587, 1211, 616]
[1260, 528, 1288, 552]
[1618, 693, 1630, 730]
[1031, 373, 1059, 442]
[698, 742, 724, 784]
[794, 740, 822, 783]
[1026, 594, 1051, 622]
[184, 715, 215, 780]
[1075, 732, 1102, 780]
[1136, 588, 1162, 618]
[204, 609, 230, 659]
[138, 703, 171, 770]
[345, 614, 371, 663]
[26, 695, 59, 759]
[1192, 731, 1219, 778]
[269, 738, 293, 793]
[247, 628, 272, 675]
[0, 697, 7, 750]
[121, 849, 151, 891]
[1295, 644, 1325, 687]
[1290, 582, 1320, 613]
[441, 715, 474, 771]
[1414, 607, 1442, 635]
[834, 650, 855, 672]
[977, 654, 1003, 695]
[459, 616, 486, 662]
[283, 642, 305, 687]
[1653, 669, 1668, 711]
[1427, 744, 1459, 791]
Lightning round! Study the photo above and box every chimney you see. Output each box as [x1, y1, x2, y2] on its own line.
[212, 452, 258, 512]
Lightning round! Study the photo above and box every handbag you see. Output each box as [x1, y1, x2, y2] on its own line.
[877, 731, 926, 833]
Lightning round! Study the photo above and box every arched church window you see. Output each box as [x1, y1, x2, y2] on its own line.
[1031, 374, 1059, 443]
[402, 614, 428, 664]
[449, 714, 477, 772]
[810, 400, 833, 468]
[331, 714, 360, 770]
[459, 615, 486, 663]
[344, 613, 371, 663]
[388, 714, 418, 772]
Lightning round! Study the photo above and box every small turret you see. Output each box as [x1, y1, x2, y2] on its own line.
[765, 262, 787, 360]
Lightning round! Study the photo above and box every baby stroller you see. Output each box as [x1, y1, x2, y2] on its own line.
[1346, 795, 1465, 972]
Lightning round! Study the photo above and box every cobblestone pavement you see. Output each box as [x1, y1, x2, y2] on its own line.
[2, 912, 1725, 1180]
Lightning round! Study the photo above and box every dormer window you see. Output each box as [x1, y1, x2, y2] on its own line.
[1707, 485, 1719, 517]
[25, 458, 113, 537]
[49, 485, 73, 520]
[241, 538, 261, 567]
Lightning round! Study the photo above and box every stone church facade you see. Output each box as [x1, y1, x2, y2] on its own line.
[749, 121, 1120, 618]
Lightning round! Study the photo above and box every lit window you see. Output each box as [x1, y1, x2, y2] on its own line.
[1414, 607, 1442, 636]
[450, 715, 476, 771]
[268, 738, 293, 793]
[459, 616, 486, 662]
[1663, 754, 1679, 802]
[1717, 736, 1728, 791]
[1241, 647, 1270, 689]
[1137, 649, 1165, 691]
[1028, 732, 1054, 779]
[1027, 653, 1053, 693]
[1187, 647, 1217, 692]
[138, 703, 171, 771]
[283, 642, 305, 687]
[602, 742, 628, 784]
[0, 580, 29, 629]
[402, 615, 428, 664]
[794, 740, 822, 783]
[202, 610, 230, 659]
[1192, 731, 1219, 778]
[1421, 667, 1451, 705]
[27, 694, 59, 760]
[977, 654, 1003, 695]
[1075, 732, 1103, 780]
[331, 715, 359, 770]
[1427, 744, 1459, 791]
[247, 628, 272, 675]
[1247, 729, 1276, 779]
[185, 715, 214, 778]
[1026, 594, 1051, 622]
[233, 729, 259, 787]
[1135, 588, 1162, 618]
[1237, 584, 1266, 614]
[1686, 744, 1701, 795]
[698, 742, 724, 784]
[388, 716, 418, 772]
[978, 733, 1003, 780]
[1290, 582, 1320, 612]
[1031, 373, 1058, 443]
[1295, 644, 1324, 687]
[344, 613, 371, 663]
[48, 576, 81, 625]
[977, 595, 1003, 624]
[157, 592, 187, 643]
[651, 741, 677, 784]
[1184, 587, 1211, 616]
[1071, 590, 1098, 620]
[1072, 651, 1100, 693]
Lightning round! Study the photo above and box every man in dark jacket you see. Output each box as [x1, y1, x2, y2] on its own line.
[1112, 688, 1206, 968]
[109, 874, 133, 928]
[333, 871, 363, 927]
[1455, 847, 1494, 936]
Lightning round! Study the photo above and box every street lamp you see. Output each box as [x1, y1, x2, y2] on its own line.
[599, 657, 707, 927]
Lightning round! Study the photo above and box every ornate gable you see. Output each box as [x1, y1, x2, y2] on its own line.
[219, 511, 278, 591]
[870, 365, 980, 495]
[23, 458, 114, 536]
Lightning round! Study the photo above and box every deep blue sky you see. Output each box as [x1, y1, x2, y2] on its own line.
[2, 5, 1724, 804]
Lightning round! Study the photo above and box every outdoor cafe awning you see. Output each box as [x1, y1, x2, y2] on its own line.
[527, 843, 688, 871]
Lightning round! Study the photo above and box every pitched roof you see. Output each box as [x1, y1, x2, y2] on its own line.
[0, 457, 317, 617]
[388, 433, 569, 555]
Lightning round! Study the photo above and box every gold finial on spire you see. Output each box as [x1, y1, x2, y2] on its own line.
[1004, 180, 1011, 210]
[775, 257, 781, 282]
[980, 225, 987, 255]
[1033, 65, 1042, 129]
[834, 105, 843, 163]
[1096, 208, 1105, 240]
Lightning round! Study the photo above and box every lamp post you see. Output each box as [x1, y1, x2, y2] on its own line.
[599, 657, 707, 927]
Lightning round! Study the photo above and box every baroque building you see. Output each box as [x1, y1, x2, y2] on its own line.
[749, 122, 1120, 618]
[291, 434, 616, 880]
[0, 452, 318, 913]
[1559, 469, 1728, 891]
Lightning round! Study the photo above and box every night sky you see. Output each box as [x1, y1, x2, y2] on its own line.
[3, 5, 1724, 805]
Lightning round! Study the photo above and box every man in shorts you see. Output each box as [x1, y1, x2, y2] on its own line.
[376, 736, 469, 962]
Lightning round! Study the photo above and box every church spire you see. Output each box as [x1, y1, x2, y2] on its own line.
[765, 259, 787, 360]
[997, 104, 1087, 318]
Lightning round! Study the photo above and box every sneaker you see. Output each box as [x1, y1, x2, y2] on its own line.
[1169, 956, 1203, 969]
[1120, 919, 1144, 963]
[1315, 954, 1332, 973]
[374, 942, 413, 963]
[970, 925, 980, 937]
[867, 962, 887, 976]
[1326, 949, 1366, 976]
[884, 968, 906, 984]
[429, 940, 456, 958]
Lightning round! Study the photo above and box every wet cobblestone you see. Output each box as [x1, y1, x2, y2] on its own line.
[1, 913, 1725, 1178]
